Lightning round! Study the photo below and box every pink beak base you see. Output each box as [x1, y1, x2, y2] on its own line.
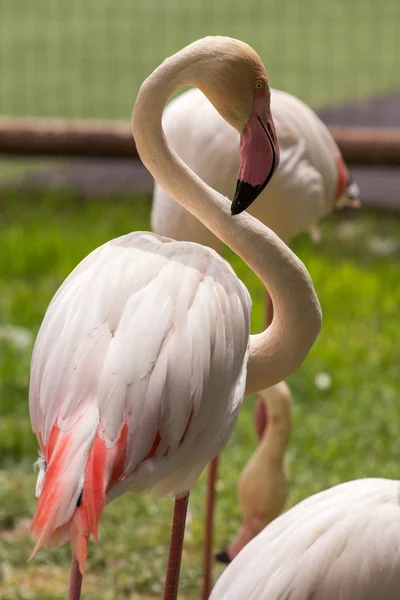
[231, 91, 280, 215]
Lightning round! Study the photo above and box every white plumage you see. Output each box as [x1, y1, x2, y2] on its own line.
[30, 232, 251, 503]
[210, 478, 400, 599]
[152, 87, 359, 248]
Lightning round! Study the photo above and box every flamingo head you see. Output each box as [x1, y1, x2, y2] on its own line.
[191, 37, 280, 215]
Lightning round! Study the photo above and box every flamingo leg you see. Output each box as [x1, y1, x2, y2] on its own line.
[68, 553, 83, 600]
[163, 493, 190, 600]
[203, 456, 219, 599]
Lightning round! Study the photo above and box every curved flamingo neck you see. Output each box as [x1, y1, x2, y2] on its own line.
[254, 397, 268, 442]
[131, 43, 321, 394]
[255, 384, 292, 462]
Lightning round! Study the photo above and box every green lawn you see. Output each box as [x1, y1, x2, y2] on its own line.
[1, 190, 400, 598]
[0, 0, 399, 121]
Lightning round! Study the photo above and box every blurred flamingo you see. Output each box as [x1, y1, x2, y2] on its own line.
[216, 382, 292, 564]
[28, 36, 322, 600]
[152, 86, 360, 251]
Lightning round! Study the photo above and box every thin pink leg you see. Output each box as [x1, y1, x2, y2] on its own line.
[68, 553, 83, 600]
[163, 493, 189, 600]
[203, 456, 219, 599]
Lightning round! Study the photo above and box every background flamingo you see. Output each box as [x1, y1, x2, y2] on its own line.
[216, 382, 292, 564]
[152, 86, 360, 251]
[29, 36, 322, 600]
[151, 85, 360, 590]
[210, 478, 400, 599]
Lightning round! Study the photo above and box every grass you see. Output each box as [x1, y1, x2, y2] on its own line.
[0, 0, 399, 121]
[1, 189, 400, 597]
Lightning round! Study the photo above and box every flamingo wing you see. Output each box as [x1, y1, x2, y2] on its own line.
[29, 231, 251, 568]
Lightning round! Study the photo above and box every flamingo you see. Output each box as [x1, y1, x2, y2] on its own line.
[28, 36, 322, 600]
[216, 382, 292, 564]
[210, 478, 400, 599]
[151, 85, 360, 591]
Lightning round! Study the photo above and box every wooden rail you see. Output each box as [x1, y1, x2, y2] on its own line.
[0, 118, 400, 166]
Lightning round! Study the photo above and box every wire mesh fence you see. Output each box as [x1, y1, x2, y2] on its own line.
[0, 0, 399, 123]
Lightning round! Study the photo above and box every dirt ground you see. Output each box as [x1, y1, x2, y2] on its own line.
[4, 92, 400, 211]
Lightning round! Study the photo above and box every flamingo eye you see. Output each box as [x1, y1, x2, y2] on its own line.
[254, 80, 264, 90]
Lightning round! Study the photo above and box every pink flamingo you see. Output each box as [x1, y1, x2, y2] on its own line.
[29, 36, 322, 600]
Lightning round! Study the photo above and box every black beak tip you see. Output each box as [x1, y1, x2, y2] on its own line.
[230, 199, 242, 216]
[215, 549, 232, 564]
[231, 180, 259, 216]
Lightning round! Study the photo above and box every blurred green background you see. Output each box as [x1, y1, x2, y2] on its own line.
[1, 0, 398, 119]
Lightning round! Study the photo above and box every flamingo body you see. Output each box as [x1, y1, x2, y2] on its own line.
[152, 87, 359, 248]
[210, 478, 400, 599]
[30, 231, 251, 570]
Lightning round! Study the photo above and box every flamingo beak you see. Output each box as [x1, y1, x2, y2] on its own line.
[215, 549, 232, 564]
[336, 195, 361, 209]
[337, 176, 361, 208]
[335, 161, 361, 209]
[231, 101, 280, 216]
